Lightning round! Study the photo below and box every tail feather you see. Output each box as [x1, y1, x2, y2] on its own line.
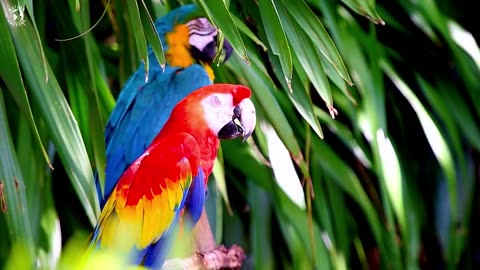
[141, 234, 174, 268]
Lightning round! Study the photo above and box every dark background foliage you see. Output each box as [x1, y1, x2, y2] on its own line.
[1, 0, 479, 269]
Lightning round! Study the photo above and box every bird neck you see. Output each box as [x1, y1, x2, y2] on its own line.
[153, 116, 218, 185]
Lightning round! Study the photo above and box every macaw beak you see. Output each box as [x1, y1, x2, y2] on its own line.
[194, 38, 233, 64]
[218, 98, 256, 142]
[220, 38, 233, 63]
[187, 18, 233, 63]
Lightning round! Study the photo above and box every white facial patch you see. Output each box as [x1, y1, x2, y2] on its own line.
[186, 18, 217, 51]
[201, 93, 234, 135]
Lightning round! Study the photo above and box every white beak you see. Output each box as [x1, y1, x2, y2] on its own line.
[217, 98, 256, 142]
[238, 98, 256, 142]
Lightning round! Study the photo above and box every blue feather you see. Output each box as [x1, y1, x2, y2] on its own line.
[184, 168, 206, 224]
[142, 169, 205, 267]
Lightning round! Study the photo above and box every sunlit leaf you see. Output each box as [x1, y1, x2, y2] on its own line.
[447, 21, 480, 71]
[376, 129, 405, 233]
[261, 123, 305, 209]
[383, 63, 456, 217]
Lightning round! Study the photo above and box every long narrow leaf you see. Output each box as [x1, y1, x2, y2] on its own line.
[231, 14, 267, 51]
[266, 46, 324, 139]
[126, 0, 149, 79]
[259, 0, 292, 87]
[139, 0, 165, 69]
[0, 89, 35, 265]
[340, 0, 384, 24]
[383, 63, 457, 218]
[228, 53, 302, 158]
[261, 122, 305, 209]
[0, 2, 50, 167]
[279, 0, 352, 86]
[8, 17, 99, 225]
[276, 2, 334, 112]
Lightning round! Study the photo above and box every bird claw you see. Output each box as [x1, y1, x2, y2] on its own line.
[198, 245, 245, 270]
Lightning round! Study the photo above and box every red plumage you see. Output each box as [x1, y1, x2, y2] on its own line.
[90, 84, 253, 267]
[152, 83, 251, 184]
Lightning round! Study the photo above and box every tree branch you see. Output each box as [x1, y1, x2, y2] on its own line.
[162, 245, 245, 270]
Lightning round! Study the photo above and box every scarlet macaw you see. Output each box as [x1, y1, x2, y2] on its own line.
[91, 84, 256, 268]
[98, 4, 233, 208]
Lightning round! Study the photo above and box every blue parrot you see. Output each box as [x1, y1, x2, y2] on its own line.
[97, 4, 233, 210]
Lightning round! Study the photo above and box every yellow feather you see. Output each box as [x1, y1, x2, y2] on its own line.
[165, 24, 216, 82]
[132, 199, 145, 247]
[151, 194, 173, 241]
[100, 214, 118, 249]
[116, 202, 138, 222]
[174, 185, 184, 209]
[202, 64, 215, 82]
[166, 24, 194, 68]
[140, 197, 153, 243]
[169, 184, 179, 210]
[96, 171, 194, 250]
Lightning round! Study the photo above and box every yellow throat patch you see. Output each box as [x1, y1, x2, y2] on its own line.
[166, 24, 215, 81]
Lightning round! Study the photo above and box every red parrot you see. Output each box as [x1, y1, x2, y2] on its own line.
[90, 84, 256, 268]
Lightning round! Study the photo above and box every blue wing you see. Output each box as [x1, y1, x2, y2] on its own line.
[141, 168, 205, 268]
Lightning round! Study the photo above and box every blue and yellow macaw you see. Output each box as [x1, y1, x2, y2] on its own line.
[97, 4, 232, 208]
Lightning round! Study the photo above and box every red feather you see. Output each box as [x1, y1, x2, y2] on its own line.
[91, 84, 252, 260]
[153, 84, 252, 184]
[92, 133, 200, 250]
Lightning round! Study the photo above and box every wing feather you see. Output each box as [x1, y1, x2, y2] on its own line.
[92, 133, 201, 258]
[101, 64, 212, 208]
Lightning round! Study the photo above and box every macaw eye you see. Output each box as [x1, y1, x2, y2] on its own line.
[212, 95, 222, 106]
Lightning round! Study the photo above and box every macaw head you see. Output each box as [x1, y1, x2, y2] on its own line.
[154, 5, 233, 80]
[163, 84, 256, 142]
[186, 17, 233, 64]
[199, 84, 256, 142]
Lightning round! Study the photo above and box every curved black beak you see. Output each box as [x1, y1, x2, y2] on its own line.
[187, 18, 233, 64]
[191, 37, 233, 64]
[218, 120, 243, 140]
[218, 105, 243, 140]
[217, 99, 256, 142]
[220, 38, 233, 63]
